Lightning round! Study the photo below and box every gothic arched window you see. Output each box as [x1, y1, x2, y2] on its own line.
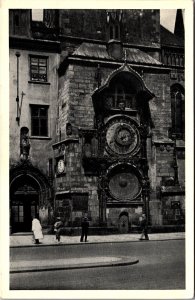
[171, 85, 185, 138]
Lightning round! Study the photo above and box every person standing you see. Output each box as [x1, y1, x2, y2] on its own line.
[139, 214, 149, 240]
[54, 217, 64, 243]
[80, 216, 89, 242]
[32, 214, 43, 244]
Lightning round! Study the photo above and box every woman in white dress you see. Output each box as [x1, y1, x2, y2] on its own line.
[32, 214, 43, 244]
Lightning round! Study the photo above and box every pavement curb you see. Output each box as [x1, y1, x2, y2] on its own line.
[10, 258, 139, 274]
[10, 238, 185, 248]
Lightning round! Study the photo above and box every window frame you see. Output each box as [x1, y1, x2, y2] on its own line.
[30, 104, 49, 137]
[12, 205, 24, 223]
[171, 85, 185, 139]
[29, 55, 48, 83]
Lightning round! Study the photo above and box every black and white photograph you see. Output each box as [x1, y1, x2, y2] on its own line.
[0, 1, 194, 299]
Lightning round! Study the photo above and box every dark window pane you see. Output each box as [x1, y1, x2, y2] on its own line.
[12, 206, 18, 222]
[32, 119, 39, 136]
[31, 58, 38, 65]
[39, 66, 47, 74]
[31, 107, 39, 116]
[39, 59, 47, 66]
[40, 119, 48, 136]
[31, 106, 48, 136]
[31, 66, 38, 73]
[39, 107, 47, 116]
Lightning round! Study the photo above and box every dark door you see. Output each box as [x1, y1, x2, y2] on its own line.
[118, 215, 129, 233]
[11, 194, 39, 232]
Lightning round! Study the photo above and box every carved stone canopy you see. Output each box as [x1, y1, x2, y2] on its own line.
[92, 62, 154, 114]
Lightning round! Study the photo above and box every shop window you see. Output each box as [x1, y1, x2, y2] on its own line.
[30, 55, 48, 82]
[171, 85, 185, 138]
[31, 105, 48, 136]
[72, 194, 88, 211]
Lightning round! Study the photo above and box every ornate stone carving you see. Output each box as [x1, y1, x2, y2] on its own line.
[20, 127, 30, 161]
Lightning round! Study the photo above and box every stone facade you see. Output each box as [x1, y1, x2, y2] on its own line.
[9, 9, 185, 233]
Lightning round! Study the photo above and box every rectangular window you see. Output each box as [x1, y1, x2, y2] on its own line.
[30, 56, 48, 82]
[31, 105, 48, 137]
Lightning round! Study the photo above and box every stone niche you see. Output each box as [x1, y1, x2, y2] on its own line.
[161, 193, 185, 226]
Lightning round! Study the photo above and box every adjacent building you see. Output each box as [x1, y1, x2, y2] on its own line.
[9, 9, 185, 233]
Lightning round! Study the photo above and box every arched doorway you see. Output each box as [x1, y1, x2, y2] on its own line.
[10, 163, 52, 233]
[118, 213, 129, 233]
[10, 174, 41, 232]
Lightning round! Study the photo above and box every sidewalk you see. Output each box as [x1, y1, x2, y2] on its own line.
[10, 232, 185, 248]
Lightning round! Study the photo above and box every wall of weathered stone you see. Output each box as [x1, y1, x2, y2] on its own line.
[56, 63, 101, 223]
[145, 72, 171, 138]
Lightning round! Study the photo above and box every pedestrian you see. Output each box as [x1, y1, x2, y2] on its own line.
[139, 214, 149, 240]
[32, 214, 43, 244]
[80, 215, 89, 242]
[54, 217, 64, 243]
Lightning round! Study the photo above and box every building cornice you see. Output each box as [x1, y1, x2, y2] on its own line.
[9, 36, 61, 53]
[66, 56, 171, 72]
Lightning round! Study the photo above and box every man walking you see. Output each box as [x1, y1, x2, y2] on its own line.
[139, 214, 149, 240]
[80, 216, 89, 242]
[54, 217, 64, 243]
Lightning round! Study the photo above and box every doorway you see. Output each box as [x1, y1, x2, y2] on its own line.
[118, 214, 129, 233]
[11, 194, 39, 232]
[10, 174, 41, 233]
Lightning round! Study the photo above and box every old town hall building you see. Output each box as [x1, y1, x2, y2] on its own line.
[9, 9, 185, 233]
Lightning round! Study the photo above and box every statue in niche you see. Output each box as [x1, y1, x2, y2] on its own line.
[84, 142, 92, 158]
[20, 127, 30, 160]
[91, 135, 98, 157]
[66, 123, 72, 136]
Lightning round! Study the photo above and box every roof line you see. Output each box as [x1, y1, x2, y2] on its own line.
[67, 56, 170, 71]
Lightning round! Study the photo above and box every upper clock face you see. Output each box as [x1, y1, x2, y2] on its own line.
[115, 125, 132, 146]
[57, 159, 65, 173]
[106, 119, 140, 156]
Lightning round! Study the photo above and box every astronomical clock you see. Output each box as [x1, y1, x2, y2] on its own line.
[105, 116, 140, 157]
